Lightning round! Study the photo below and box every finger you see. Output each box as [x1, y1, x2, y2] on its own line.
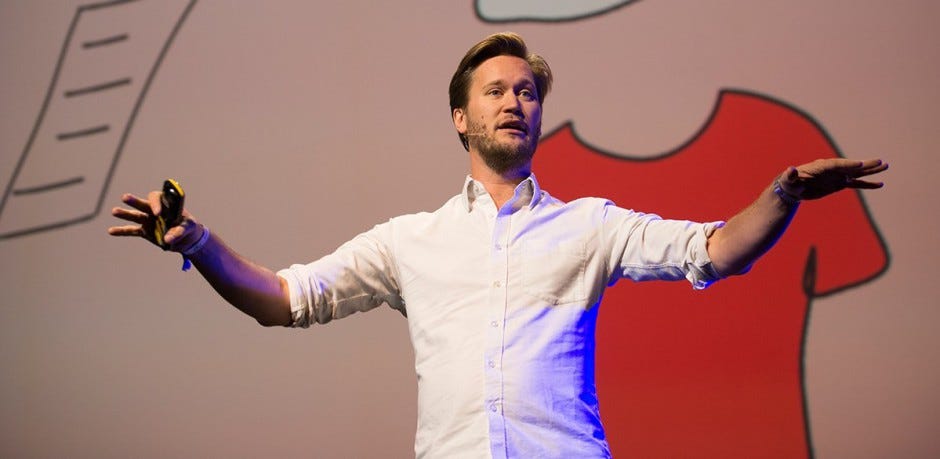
[107, 224, 144, 237]
[121, 193, 154, 214]
[854, 160, 888, 177]
[840, 158, 885, 174]
[856, 158, 885, 168]
[846, 179, 885, 189]
[111, 206, 151, 224]
[825, 158, 869, 173]
[147, 190, 163, 216]
[820, 159, 887, 182]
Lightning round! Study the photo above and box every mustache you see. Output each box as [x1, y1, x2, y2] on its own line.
[465, 131, 540, 137]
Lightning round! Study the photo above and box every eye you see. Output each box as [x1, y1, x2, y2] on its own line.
[487, 88, 503, 97]
[519, 89, 536, 101]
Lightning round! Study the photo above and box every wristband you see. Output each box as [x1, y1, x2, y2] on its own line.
[772, 179, 801, 206]
[180, 226, 209, 271]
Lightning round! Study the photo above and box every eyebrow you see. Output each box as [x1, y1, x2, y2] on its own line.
[482, 78, 535, 89]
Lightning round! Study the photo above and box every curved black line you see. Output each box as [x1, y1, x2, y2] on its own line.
[801, 248, 818, 459]
[12, 176, 85, 196]
[543, 88, 892, 459]
[82, 33, 129, 49]
[542, 88, 732, 162]
[64, 77, 131, 97]
[0, 212, 97, 241]
[475, 0, 640, 24]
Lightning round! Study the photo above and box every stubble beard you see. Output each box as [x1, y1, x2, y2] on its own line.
[466, 117, 540, 175]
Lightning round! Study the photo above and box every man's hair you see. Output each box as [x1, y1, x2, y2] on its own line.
[449, 32, 553, 151]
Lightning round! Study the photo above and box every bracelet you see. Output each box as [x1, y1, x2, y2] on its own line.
[182, 225, 210, 256]
[772, 179, 801, 206]
[179, 226, 209, 272]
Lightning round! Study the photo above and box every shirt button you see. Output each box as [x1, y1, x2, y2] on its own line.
[490, 321, 498, 328]
[488, 360, 496, 368]
[495, 243, 502, 251]
[490, 404, 498, 412]
[493, 280, 502, 287]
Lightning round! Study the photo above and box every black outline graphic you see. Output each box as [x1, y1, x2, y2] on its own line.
[0, 0, 198, 240]
[541, 88, 891, 459]
[475, 0, 638, 23]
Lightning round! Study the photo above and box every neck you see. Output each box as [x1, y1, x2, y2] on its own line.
[469, 154, 530, 209]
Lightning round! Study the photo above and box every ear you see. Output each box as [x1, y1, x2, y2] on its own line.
[453, 107, 467, 135]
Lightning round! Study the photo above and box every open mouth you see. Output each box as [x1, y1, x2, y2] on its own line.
[497, 119, 528, 134]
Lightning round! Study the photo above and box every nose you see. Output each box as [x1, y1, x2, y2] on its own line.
[502, 93, 523, 115]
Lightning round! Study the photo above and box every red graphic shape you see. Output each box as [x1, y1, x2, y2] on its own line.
[534, 90, 887, 458]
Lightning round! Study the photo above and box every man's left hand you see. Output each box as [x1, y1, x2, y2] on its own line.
[778, 158, 888, 201]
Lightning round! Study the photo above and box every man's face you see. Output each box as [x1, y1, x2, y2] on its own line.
[455, 55, 543, 174]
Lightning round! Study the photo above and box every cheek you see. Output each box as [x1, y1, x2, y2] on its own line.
[475, 114, 491, 130]
[528, 105, 542, 127]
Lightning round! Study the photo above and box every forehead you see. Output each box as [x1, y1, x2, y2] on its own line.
[471, 55, 535, 87]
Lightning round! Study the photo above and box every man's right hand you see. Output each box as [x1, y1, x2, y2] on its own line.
[109, 190, 291, 326]
[108, 191, 204, 253]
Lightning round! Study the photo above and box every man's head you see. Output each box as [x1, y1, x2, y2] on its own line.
[449, 32, 553, 174]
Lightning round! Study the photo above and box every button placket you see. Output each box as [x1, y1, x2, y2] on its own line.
[484, 209, 511, 445]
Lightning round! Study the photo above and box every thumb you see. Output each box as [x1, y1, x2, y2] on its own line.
[783, 166, 799, 184]
[163, 217, 200, 251]
[162, 225, 187, 248]
[777, 166, 804, 198]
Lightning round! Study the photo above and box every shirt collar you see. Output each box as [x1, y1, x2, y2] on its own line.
[461, 173, 542, 212]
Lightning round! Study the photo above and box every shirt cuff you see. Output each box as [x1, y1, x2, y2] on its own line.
[276, 267, 313, 328]
[686, 221, 725, 290]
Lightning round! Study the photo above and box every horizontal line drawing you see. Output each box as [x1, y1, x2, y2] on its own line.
[84, 0, 139, 12]
[82, 33, 129, 49]
[13, 176, 85, 195]
[57, 124, 110, 141]
[0, 213, 99, 240]
[64, 77, 131, 97]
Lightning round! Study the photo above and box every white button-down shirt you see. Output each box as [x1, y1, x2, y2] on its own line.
[278, 175, 723, 458]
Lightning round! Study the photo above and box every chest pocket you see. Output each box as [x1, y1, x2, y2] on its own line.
[520, 239, 587, 305]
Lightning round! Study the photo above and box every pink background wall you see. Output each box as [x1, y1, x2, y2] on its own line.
[1, 0, 937, 457]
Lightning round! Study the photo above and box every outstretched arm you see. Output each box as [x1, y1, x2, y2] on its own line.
[706, 158, 888, 276]
[108, 191, 292, 326]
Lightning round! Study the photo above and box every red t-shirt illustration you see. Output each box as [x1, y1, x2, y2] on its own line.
[534, 90, 887, 458]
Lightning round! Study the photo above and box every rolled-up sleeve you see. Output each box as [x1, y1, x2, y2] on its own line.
[276, 223, 404, 328]
[602, 201, 725, 290]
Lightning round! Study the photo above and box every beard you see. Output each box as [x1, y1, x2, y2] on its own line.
[466, 116, 540, 175]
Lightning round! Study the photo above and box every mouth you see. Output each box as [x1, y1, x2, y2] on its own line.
[497, 119, 528, 135]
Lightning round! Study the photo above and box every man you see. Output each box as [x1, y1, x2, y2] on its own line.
[109, 32, 887, 458]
